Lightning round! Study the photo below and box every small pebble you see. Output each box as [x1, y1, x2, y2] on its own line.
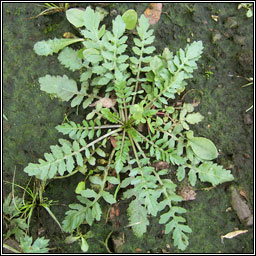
[243, 153, 250, 159]
[244, 113, 253, 125]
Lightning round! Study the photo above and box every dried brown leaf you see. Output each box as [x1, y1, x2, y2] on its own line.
[221, 230, 248, 243]
[153, 161, 169, 171]
[239, 189, 249, 201]
[63, 32, 77, 38]
[144, 3, 162, 25]
[110, 136, 117, 148]
[90, 98, 116, 108]
[178, 184, 197, 201]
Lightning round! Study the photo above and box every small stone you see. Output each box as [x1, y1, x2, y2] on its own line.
[3, 120, 10, 133]
[224, 17, 238, 29]
[231, 187, 253, 226]
[226, 207, 232, 212]
[238, 50, 253, 73]
[3, 239, 21, 253]
[246, 215, 253, 226]
[223, 30, 233, 38]
[212, 30, 222, 43]
[110, 9, 117, 17]
[137, 123, 145, 132]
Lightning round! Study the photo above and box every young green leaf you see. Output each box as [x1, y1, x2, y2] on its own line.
[81, 237, 89, 252]
[122, 9, 138, 30]
[75, 181, 86, 194]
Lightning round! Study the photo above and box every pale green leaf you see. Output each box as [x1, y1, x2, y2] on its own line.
[150, 56, 163, 72]
[185, 113, 204, 124]
[188, 168, 197, 186]
[132, 46, 141, 55]
[188, 137, 218, 160]
[65, 236, 80, 244]
[102, 191, 116, 204]
[92, 202, 102, 221]
[88, 156, 96, 166]
[173, 226, 190, 251]
[39, 75, 78, 102]
[197, 162, 234, 186]
[76, 152, 84, 167]
[89, 175, 102, 186]
[127, 198, 149, 237]
[112, 15, 126, 38]
[107, 177, 120, 184]
[137, 14, 150, 39]
[85, 208, 94, 226]
[66, 156, 75, 173]
[81, 189, 98, 198]
[84, 6, 101, 31]
[185, 41, 203, 60]
[144, 46, 156, 54]
[71, 95, 84, 107]
[96, 148, 106, 157]
[176, 166, 185, 181]
[101, 108, 119, 123]
[34, 38, 83, 56]
[66, 8, 85, 27]
[58, 47, 82, 71]
[81, 237, 89, 252]
[20, 235, 50, 253]
[159, 211, 172, 224]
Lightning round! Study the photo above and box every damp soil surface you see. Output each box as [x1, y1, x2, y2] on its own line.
[2, 3, 253, 254]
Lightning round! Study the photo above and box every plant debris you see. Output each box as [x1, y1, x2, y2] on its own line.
[153, 161, 169, 171]
[144, 3, 162, 25]
[178, 183, 197, 201]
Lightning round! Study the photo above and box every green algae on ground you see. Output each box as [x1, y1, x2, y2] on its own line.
[3, 2, 253, 253]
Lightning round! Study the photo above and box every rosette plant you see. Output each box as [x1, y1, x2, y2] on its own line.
[24, 7, 234, 251]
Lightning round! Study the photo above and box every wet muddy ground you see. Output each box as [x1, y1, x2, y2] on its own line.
[2, 3, 253, 253]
